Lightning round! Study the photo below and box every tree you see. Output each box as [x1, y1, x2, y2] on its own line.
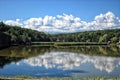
[111, 37, 117, 43]
[0, 22, 5, 32]
[99, 34, 108, 43]
[11, 35, 17, 43]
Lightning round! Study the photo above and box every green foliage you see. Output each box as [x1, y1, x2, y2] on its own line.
[111, 37, 118, 43]
[0, 31, 11, 48]
[50, 29, 120, 43]
[99, 34, 108, 43]
[0, 22, 50, 45]
[0, 22, 120, 44]
[0, 76, 120, 80]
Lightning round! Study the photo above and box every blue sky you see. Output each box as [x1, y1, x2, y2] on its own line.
[0, 0, 120, 33]
[0, 0, 120, 21]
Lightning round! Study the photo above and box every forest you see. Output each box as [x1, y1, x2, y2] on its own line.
[0, 22, 50, 45]
[50, 29, 120, 43]
[0, 22, 120, 45]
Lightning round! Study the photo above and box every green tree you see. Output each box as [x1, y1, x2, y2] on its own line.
[99, 34, 108, 43]
[111, 37, 117, 43]
[11, 35, 17, 43]
[0, 22, 5, 32]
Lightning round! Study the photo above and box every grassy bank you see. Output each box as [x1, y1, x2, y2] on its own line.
[0, 76, 120, 80]
[0, 77, 120, 80]
[31, 42, 107, 46]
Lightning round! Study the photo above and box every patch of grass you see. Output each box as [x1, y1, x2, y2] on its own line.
[32, 42, 55, 46]
[0, 75, 36, 80]
[12, 75, 34, 79]
[0, 76, 120, 80]
[31, 42, 107, 46]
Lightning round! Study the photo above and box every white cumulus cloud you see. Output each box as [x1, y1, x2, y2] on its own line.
[24, 18, 43, 29]
[92, 11, 120, 29]
[3, 11, 120, 34]
[4, 19, 23, 27]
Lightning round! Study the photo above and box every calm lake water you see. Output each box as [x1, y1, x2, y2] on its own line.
[0, 45, 120, 78]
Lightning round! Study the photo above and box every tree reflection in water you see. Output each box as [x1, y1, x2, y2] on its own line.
[0, 45, 120, 73]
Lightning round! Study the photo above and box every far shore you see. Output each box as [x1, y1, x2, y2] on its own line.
[31, 42, 108, 46]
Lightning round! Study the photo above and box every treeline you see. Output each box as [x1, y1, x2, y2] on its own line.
[0, 32, 11, 48]
[0, 22, 50, 45]
[0, 22, 120, 45]
[50, 29, 120, 43]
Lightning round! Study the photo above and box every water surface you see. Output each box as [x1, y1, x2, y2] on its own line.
[0, 46, 120, 78]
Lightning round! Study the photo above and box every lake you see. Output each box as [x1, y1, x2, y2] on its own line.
[0, 45, 120, 78]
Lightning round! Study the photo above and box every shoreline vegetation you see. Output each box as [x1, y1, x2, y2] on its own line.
[31, 42, 108, 46]
[0, 22, 120, 48]
[0, 76, 120, 80]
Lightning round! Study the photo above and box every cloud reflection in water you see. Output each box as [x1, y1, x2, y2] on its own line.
[24, 51, 120, 73]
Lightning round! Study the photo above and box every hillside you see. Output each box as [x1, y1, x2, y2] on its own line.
[0, 32, 11, 48]
[0, 22, 50, 45]
[50, 29, 120, 43]
[0, 22, 120, 45]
